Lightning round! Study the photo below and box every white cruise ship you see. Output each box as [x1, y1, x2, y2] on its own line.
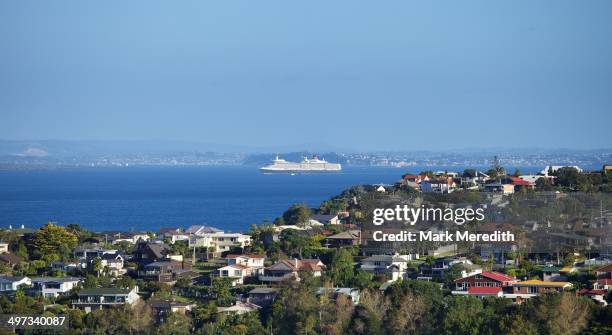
[260, 155, 341, 173]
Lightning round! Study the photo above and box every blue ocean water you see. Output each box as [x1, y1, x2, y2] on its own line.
[0, 166, 409, 232]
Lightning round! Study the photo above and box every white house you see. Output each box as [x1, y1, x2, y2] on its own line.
[316, 287, 360, 304]
[72, 286, 140, 313]
[420, 178, 456, 194]
[360, 254, 411, 281]
[217, 264, 255, 286]
[225, 254, 265, 269]
[0, 243, 8, 254]
[99, 253, 126, 276]
[189, 232, 251, 252]
[0, 276, 31, 292]
[30, 277, 81, 298]
[309, 214, 341, 225]
[111, 232, 150, 245]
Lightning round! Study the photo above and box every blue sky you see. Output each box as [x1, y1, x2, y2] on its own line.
[1, 1, 611, 151]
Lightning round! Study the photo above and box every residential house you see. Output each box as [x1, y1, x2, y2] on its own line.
[483, 182, 515, 194]
[325, 230, 361, 248]
[454, 272, 518, 292]
[459, 286, 504, 299]
[502, 176, 535, 192]
[132, 242, 171, 265]
[163, 231, 190, 244]
[73, 247, 117, 261]
[99, 253, 126, 276]
[217, 302, 261, 315]
[316, 287, 360, 304]
[541, 265, 565, 282]
[248, 287, 280, 307]
[360, 254, 411, 281]
[310, 214, 341, 225]
[0, 276, 31, 292]
[217, 264, 256, 286]
[138, 260, 193, 283]
[0, 253, 23, 269]
[477, 223, 518, 264]
[418, 257, 482, 280]
[220, 254, 265, 285]
[512, 280, 572, 299]
[594, 264, 612, 290]
[0, 243, 8, 254]
[150, 300, 196, 322]
[30, 277, 81, 298]
[401, 174, 429, 184]
[420, 178, 456, 194]
[259, 259, 326, 283]
[188, 232, 251, 253]
[579, 289, 608, 306]
[461, 170, 490, 186]
[72, 286, 140, 313]
[185, 225, 222, 236]
[225, 254, 265, 269]
[104, 231, 150, 245]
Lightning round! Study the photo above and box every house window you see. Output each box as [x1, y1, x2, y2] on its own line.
[234, 270, 241, 276]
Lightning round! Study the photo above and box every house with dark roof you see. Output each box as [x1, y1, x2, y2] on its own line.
[259, 259, 326, 283]
[0, 276, 30, 292]
[325, 230, 361, 247]
[541, 265, 565, 281]
[132, 242, 171, 265]
[138, 260, 193, 283]
[29, 277, 81, 298]
[0, 253, 23, 269]
[98, 253, 126, 276]
[420, 177, 456, 194]
[150, 300, 196, 323]
[72, 286, 140, 313]
[248, 287, 280, 307]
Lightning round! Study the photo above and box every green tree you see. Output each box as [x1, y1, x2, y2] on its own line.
[32, 222, 77, 258]
[282, 204, 312, 226]
[156, 312, 192, 335]
[328, 248, 354, 286]
[442, 296, 488, 335]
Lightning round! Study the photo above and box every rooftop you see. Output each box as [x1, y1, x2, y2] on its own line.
[514, 280, 570, 287]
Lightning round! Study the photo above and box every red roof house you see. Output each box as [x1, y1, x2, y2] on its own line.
[455, 271, 518, 291]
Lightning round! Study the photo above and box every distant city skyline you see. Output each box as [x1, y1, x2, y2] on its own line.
[1, 1, 611, 151]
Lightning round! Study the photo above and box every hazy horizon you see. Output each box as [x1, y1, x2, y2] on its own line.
[1, 1, 611, 151]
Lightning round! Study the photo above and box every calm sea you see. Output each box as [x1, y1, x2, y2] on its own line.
[0, 165, 543, 232]
[0, 166, 403, 232]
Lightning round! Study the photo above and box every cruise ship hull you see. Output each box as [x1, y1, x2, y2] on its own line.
[260, 166, 341, 173]
[260, 155, 341, 173]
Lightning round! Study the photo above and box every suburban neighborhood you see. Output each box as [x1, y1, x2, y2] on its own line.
[0, 163, 610, 334]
